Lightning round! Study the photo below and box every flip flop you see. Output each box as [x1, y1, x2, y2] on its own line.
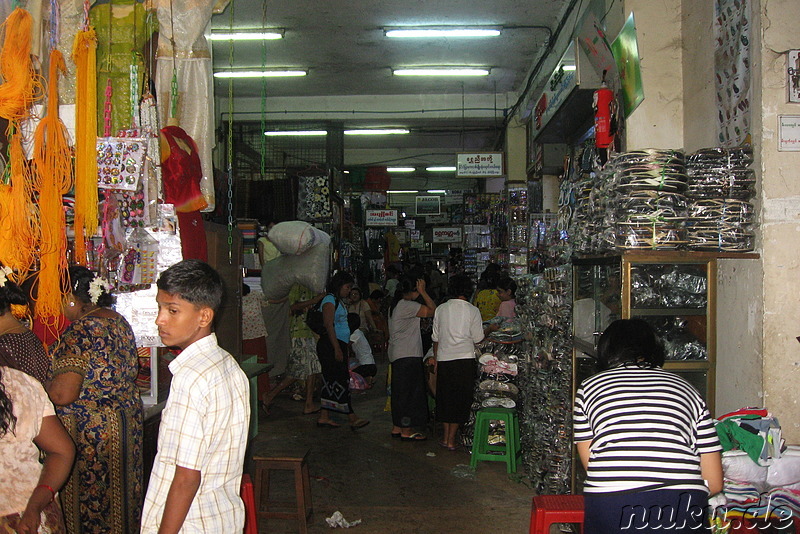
[390, 432, 401, 439]
[350, 419, 370, 431]
[316, 421, 341, 428]
[438, 441, 457, 451]
[400, 433, 427, 441]
[303, 408, 321, 415]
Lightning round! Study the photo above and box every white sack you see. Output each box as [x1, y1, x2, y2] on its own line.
[722, 450, 769, 491]
[268, 221, 320, 256]
[260, 231, 331, 300]
[766, 446, 800, 490]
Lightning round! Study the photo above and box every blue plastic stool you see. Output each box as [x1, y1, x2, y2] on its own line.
[469, 407, 520, 473]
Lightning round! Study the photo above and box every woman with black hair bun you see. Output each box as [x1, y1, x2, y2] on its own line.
[573, 319, 724, 533]
[47, 266, 143, 533]
[0, 263, 51, 385]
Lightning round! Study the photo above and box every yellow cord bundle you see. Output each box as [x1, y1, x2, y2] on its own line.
[0, 7, 42, 277]
[72, 27, 99, 264]
[32, 49, 73, 325]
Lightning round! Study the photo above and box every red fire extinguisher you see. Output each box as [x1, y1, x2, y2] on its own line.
[594, 81, 614, 149]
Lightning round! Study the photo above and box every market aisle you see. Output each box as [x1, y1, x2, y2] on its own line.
[250, 360, 534, 534]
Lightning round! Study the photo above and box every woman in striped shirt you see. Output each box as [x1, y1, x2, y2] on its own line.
[573, 319, 723, 533]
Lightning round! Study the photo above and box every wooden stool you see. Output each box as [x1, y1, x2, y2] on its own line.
[253, 449, 313, 533]
[529, 494, 584, 534]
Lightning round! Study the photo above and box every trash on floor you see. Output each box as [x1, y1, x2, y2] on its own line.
[452, 464, 477, 479]
[326, 511, 362, 528]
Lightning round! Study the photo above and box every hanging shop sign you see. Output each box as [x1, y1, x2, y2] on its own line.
[456, 152, 504, 177]
[415, 195, 441, 216]
[410, 230, 424, 249]
[404, 218, 416, 229]
[365, 209, 398, 226]
[395, 229, 409, 244]
[432, 226, 463, 244]
[426, 214, 450, 224]
[611, 12, 645, 118]
[778, 115, 800, 151]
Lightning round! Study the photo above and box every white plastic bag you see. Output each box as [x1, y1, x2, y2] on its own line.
[268, 221, 320, 255]
[260, 231, 331, 300]
[722, 450, 769, 491]
[766, 446, 800, 490]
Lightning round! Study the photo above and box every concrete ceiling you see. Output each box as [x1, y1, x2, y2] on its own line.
[210, 0, 574, 191]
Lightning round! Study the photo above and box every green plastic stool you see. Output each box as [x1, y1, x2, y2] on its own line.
[469, 406, 520, 473]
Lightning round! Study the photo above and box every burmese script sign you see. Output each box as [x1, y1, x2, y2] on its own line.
[365, 209, 398, 226]
[456, 152, 504, 177]
[432, 226, 463, 244]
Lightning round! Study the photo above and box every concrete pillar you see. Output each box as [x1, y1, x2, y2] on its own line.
[505, 117, 528, 184]
[621, 0, 685, 149]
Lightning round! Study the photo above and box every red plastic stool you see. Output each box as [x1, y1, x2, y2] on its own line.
[529, 494, 584, 534]
[241, 473, 258, 534]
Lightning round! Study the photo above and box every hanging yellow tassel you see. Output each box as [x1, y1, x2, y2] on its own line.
[32, 49, 73, 327]
[72, 27, 99, 265]
[0, 7, 42, 277]
[0, 8, 40, 121]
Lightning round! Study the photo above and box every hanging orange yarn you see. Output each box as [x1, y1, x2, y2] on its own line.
[0, 7, 42, 277]
[32, 49, 73, 327]
[0, 8, 40, 122]
[72, 27, 99, 265]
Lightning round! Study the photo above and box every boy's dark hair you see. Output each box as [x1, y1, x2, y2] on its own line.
[67, 266, 114, 307]
[597, 319, 666, 370]
[347, 312, 361, 332]
[447, 274, 474, 300]
[497, 276, 517, 297]
[157, 260, 224, 313]
[369, 289, 385, 300]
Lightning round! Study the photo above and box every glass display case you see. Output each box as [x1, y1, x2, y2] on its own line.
[572, 251, 722, 413]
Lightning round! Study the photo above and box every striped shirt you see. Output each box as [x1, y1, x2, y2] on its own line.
[141, 334, 250, 533]
[573, 365, 721, 494]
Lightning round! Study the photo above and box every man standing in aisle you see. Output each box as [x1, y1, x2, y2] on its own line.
[141, 259, 250, 533]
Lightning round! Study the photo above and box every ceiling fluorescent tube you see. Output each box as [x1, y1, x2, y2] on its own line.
[208, 30, 284, 41]
[393, 67, 489, 76]
[385, 28, 500, 38]
[214, 70, 307, 78]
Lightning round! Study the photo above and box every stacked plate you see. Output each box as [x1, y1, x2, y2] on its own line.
[686, 147, 756, 252]
[611, 149, 689, 250]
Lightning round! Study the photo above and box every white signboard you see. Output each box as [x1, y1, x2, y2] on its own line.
[432, 226, 463, 244]
[365, 209, 398, 226]
[426, 214, 450, 224]
[456, 152, 505, 177]
[778, 115, 800, 151]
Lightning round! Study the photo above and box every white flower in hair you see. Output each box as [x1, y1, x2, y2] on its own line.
[88, 275, 112, 305]
[0, 265, 12, 288]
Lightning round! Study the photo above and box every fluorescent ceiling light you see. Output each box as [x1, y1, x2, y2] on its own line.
[208, 30, 284, 41]
[426, 166, 456, 172]
[264, 130, 327, 136]
[344, 129, 410, 135]
[385, 28, 500, 38]
[427, 189, 447, 193]
[393, 67, 490, 77]
[561, 65, 577, 71]
[214, 70, 307, 78]
[387, 190, 418, 194]
[387, 167, 415, 173]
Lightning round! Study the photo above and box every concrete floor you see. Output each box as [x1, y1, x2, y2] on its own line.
[249, 363, 535, 534]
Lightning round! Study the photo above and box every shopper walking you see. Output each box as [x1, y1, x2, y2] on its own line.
[262, 284, 323, 415]
[387, 276, 436, 441]
[431, 274, 485, 450]
[316, 271, 369, 429]
[48, 266, 143, 533]
[573, 319, 723, 533]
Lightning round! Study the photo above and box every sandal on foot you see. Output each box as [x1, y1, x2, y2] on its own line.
[438, 441, 457, 451]
[400, 432, 427, 441]
[350, 419, 370, 430]
[316, 420, 340, 428]
[390, 432, 401, 439]
[303, 408, 321, 415]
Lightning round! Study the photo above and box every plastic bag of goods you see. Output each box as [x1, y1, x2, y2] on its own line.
[268, 221, 321, 255]
[722, 449, 769, 492]
[260, 231, 331, 300]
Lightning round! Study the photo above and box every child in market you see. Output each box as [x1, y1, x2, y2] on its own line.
[141, 260, 250, 533]
[348, 313, 377, 387]
[495, 276, 517, 319]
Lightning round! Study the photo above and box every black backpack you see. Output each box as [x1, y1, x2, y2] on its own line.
[305, 295, 333, 335]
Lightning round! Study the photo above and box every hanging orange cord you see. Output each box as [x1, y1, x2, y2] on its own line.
[72, 23, 99, 265]
[32, 49, 73, 327]
[0, 7, 43, 276]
